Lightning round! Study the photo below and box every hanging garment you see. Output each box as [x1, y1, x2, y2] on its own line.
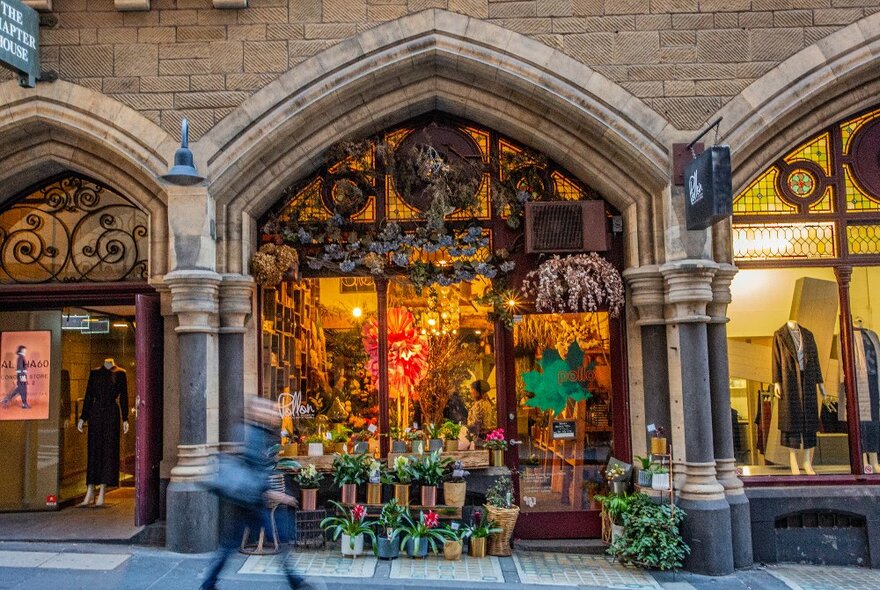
[849, 329, 880, 453]
[80, 366, 129, 486]
[772, 324, 823, 449]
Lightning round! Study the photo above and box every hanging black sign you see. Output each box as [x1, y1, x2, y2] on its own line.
[684, 146, 732, 231]
[0, 0, 39, 87]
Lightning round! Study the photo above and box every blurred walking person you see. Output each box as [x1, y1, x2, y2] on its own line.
[202, 395, 304, 590]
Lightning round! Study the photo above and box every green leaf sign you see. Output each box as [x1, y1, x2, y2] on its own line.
[522, 342, 593, 416]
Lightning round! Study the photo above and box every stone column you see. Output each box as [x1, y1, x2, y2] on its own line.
[164, 269, 222, 553]
[218, 274, 254, 451]
[662, 260, 734, 576]
[624, 265, 671, 451]
[708, 264, 753, 569]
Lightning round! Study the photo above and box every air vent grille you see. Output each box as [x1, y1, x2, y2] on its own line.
[525, 200, 609, 253]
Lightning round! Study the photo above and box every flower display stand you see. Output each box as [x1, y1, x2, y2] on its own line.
[293, 509, 327, 549]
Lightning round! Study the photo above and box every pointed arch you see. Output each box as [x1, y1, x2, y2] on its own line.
[0, 80, 176, 277]
[718, 12, 880, 193]
[200, 9, 674, 275]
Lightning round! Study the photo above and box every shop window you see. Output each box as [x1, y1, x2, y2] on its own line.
[0, 175, 149, 284]
[514, 312, 613, 512]
[848, 268, 880, 474]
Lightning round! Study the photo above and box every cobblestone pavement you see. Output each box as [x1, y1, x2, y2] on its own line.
[0, 542, 877, 590]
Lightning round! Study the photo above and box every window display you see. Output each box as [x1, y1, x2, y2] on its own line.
[847, 267, 880, 474]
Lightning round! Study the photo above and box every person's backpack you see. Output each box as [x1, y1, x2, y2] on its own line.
[205, 453, 267, 508]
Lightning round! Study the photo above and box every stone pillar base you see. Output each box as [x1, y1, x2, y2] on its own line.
[165, 480, 219, 553]
[679, 496, 734, 576]
[727, 491, 754, 569]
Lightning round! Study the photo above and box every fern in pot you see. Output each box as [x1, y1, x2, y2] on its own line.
[374, 498, 405, 560]
[484, 476, 519, 556]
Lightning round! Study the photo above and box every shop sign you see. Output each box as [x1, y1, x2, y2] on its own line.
[0, 331, 52, 421]
[0, 0, 39, 87]
[684, 146, 732, 231]
[552, 420, 576, 440]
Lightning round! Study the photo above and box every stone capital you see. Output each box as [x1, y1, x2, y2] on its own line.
[219, 274, 255, 332]
[707, 263, 738, 323]
[660, 260, 718, 323]
[677, 461, 726, 502]
[715, 457, 746, 496]
[623, 265, 665, 325]
[169, 444, 216, 483]
[165, 269, 221, 333]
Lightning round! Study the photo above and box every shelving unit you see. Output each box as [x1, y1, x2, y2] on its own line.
[260, 280, 327, 398]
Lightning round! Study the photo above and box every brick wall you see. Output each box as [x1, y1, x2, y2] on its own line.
[11, 0, 880, 137]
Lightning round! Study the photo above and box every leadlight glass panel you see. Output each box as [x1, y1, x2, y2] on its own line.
[841, 110, 880, 155]
[783, 132, 831, 176]
[847, 224, 880, 256]
[843, 164, 880, 212]
[732, 222, 836, 261]
[733, 168, 797, 215]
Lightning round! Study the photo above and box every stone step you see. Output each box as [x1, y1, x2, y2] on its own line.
[514, 538, 608, 555]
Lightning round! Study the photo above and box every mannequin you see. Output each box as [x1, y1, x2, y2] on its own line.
[77, 358, 129, 507]
[773, 320, 826, 475]
[851, 326, 880, 473]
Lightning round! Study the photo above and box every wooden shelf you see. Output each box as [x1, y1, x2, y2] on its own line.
[339, 503, 462, 519]
[387, 449, 490, 469]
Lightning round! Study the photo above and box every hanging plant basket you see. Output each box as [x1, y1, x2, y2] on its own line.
[522, 253, 624, 317]
[250, 243, 299, 287]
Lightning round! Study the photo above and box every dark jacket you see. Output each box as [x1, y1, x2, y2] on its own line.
[772, 325, 823, 435]
[16, 354, 26, 384]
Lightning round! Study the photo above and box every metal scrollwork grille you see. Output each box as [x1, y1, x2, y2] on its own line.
[0, 175, 149, 284]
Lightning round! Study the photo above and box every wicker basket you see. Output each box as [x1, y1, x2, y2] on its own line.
[485, 504, 519, 556]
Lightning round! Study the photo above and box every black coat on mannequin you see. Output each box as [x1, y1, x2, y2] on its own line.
[80, 365, 129, 486]
[772, 325, 823, 444]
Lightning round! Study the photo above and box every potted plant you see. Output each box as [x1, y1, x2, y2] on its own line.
[374, 498, 405, 560]
[331, 427, 352, 454]
[293, 463, 324, 511]
[484, 428, 508, 467]
[353, 430, 372, 454]
[321, 501, 375, 557]
[398, 510, 449, 558]
[409, 449, 452, 507]
[606, 463, 628, 495]
[391, 455, 413, 505]
[651, 465, 670, 491]
[406, 429, 425, 454]
[333, 452, 369, 504]
[441, 420, 462, 453]
[651, 426, 668, 455]
[306, 434, 325, 457]
[608, 493, 690, 571]
[634, 456, 653, 488]
[391, 425, 407, 454]
[366, 459, 383, 505]
[466, 510, 501, 558]
[594, 492, 632, 543]
[426, 423, 445, 453]
[443, 460, 468, 508]
[484, 476, 519, 556]
[443, 522, 468, 561]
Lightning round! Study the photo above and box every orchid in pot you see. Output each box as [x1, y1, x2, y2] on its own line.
[484, 428, 508, 467]
[366, 458, 383, 504]
[391, 455, 414, 505]
[398, 510, 450, 558]
[321, 501, 376, 557]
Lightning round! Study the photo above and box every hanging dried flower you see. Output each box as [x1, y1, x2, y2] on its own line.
[250, 244, 299, 287]
[522, 253, 624, 316]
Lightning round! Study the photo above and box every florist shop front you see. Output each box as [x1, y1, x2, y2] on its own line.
[252, 116, 630, 540]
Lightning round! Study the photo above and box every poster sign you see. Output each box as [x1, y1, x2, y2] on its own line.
[552, 420, 576, 440]
[0, 331, 51, 420]
[684, 146, 732, 230]
[0, 0, 39, 87]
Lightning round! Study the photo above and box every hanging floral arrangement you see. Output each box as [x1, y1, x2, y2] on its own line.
[522, 253, 624, 317]
[249, 243, 298, 287]
[361, 307, 429, 394]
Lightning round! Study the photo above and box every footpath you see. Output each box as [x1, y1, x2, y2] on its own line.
[0, 541, 874, 590]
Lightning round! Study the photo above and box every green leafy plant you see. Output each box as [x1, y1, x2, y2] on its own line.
[391, 424, 405, 441]
[377, 498, 406, 539]
[466, 509, 502, 538]
[608, 494, 690, 571]
[409, 449, 453, 487]
[594, 493, 633, 526]
[405, 429, 424, 442]
[330, 426, 352, 444]
[293, 463, 324, 489]
[425, 423, 444, 440]
[332, 452, 370, 486]
[441, 420, 463, 441]
[444, 522, 470, 542]
[397, 511, 450, 554]
[305, 433, 325, 444]
[321, 501, 376, 550]
[392, 455, 414, 484]
[634, 456, 652, 470]
[651, 466, 669, 474]
[485, 476, 516, 509]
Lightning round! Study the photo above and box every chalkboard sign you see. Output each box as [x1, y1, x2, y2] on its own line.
[552, 420, 576, 440]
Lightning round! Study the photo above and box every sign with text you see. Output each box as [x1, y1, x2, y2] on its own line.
[552, 420, 576, 440]
[0, 331, 51, 420]
[0, 0, 39, 87]
[684, 145, 732, 231]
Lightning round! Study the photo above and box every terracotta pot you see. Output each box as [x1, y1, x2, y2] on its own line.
[651, 436, 668, 455]
[367, 482, 382, 505]
[443, 481, 466, 507]
[489, 449, 504, 467]
[301, 488, 317, 511]
[468, 537, 487, 558]
[394, 483, 410, 506]
[341, 483, 357, 504]
[420, 485, 437, 507]
[444, 440, 458, 453]
[444, 540, 462, 561]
